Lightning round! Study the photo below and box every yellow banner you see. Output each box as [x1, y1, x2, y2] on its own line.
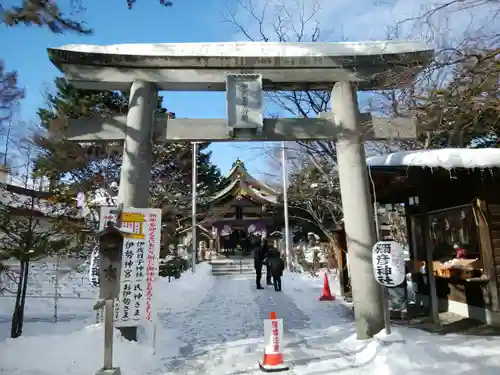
[121, 212, 145, 222]
[120, 212, 146, 239]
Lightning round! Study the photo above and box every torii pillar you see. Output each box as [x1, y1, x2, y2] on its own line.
[331, 82, 383, 337]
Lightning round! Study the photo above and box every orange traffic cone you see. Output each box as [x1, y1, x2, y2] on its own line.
[259, 312, 289, 372]
[319, 272, 336, 301]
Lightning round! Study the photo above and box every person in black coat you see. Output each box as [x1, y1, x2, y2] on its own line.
[266, 247, 285, 292]
[265, 242, 273, 286]
[253, 238, 268, 289]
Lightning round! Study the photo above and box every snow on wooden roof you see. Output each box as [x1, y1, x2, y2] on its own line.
[177, 224, 213, 236]
[227, 159, 279, 196]
[207, 178, 277, 205]
[366, 148, 500, 170]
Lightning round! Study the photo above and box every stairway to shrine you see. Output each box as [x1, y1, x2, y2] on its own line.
[209, 257, 266, 277]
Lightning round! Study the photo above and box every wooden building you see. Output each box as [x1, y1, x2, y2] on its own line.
[366, 148, 500, 326]
[179, 159, 281, 256]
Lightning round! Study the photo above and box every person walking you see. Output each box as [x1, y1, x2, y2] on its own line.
[253, 238, 267, 289]
[267, 247, 285, 292]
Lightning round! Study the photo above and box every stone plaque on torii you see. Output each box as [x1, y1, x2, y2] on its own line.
[47, 41, 433, 343]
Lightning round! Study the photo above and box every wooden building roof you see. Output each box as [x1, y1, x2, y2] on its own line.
[205, 159, 279, 206]
[368, 148, 500, 209]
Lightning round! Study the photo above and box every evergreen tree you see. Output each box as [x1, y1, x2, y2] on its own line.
[34, 78, 223, 215]
[35, 78, 129, 191]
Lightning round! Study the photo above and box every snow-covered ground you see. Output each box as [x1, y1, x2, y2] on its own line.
[2, 265, 500, 375]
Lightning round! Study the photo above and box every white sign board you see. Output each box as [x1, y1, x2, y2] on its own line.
[98, 207, 162, 326]
[226, 74, 263, 133]
[263, 318, 284, 356]
[372, 241, 406, 287]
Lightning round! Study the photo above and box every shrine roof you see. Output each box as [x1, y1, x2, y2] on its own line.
[227, 159, 279, 196]
[177, 224, 213, 237]
[206, 178, 278, 206]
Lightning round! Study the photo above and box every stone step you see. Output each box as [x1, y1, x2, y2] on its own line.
[212, 272, 257, 277]
[209, 260, 255, 266]
[210, 264, 254, 269]
[211, 266, 264, 271]
[211, 263, 266, 276]
[212, 271, 257, 276]
[211, 266, 265, 273]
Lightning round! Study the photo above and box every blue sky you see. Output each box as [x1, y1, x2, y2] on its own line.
[3, 0, 488, 183]
[1, 0, 279, 179]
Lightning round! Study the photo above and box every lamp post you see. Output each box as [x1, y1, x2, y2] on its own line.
[281, 141, 292, 271]
[191, 142, 198, 273]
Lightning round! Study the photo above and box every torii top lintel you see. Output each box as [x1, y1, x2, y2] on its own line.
[47, 41, 433, 92]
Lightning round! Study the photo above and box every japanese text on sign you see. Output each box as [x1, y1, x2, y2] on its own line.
[89, 246, 100, 287]
[98, 207, 161, 327]
[226, 74, 263, 131]
[372, 241, 406, 287]
[263, 318, 283, 356]
[145, 212, 158, 322]
[271, 320, 279, 353]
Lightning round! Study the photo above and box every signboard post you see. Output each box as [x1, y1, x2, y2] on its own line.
[95, 222, 133, 375]
[97, 207, 162, 328]
[372, 240, 406, 335]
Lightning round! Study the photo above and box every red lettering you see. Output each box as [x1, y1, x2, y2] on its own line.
[271, 321, 279, 352]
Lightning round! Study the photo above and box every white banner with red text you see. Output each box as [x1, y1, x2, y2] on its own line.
[96, 207, 162, 326]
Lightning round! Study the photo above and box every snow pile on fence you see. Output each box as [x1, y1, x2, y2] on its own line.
[0, 257, 95, 299]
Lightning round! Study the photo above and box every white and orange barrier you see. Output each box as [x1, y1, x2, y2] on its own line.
[259, 311, 289, 372]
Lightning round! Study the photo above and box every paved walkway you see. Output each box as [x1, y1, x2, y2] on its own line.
[159, 275, 355, 374]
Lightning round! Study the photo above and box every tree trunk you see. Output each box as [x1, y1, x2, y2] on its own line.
[18, 257, 30, 336]
[10, 259, 26, 338]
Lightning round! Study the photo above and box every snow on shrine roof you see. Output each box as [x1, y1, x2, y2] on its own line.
[56, 40, 431, 58]
[249, 186, 278, 203]
[367, 148, 500, 170]
[210, 179, 240, 201]
[208, 179, 277, 204]
[227, 160, 279, 196]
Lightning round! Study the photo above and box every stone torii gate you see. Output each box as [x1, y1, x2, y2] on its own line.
[48, 41, 433, 341]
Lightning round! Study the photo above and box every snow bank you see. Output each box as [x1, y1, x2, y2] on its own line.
[283, 269, 354, 330]
[0, 324, 158, 375]
[0, 261, 213, 319]
[0, 262, 214, 374]
[367, 148, 500, 170]
[0, 295, 95, 321]
[154, 262, 213, 314]
[295, 325, 500, 375]
[284, 269, 500, 375]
